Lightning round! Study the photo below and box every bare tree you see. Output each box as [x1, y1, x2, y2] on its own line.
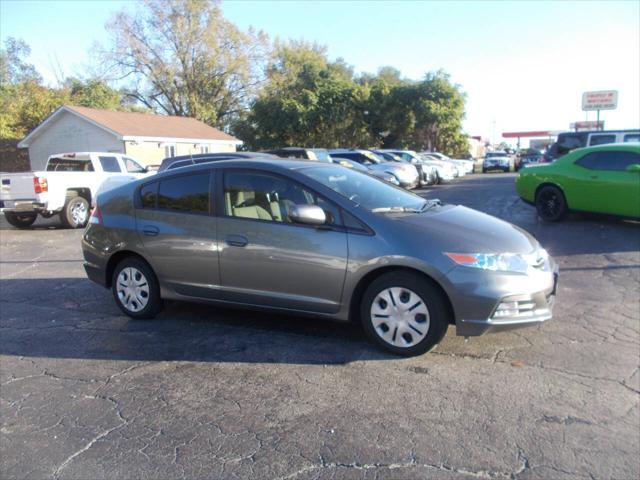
[99, 0, 269, 129]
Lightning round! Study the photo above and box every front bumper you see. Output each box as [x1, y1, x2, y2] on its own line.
[447, 259, 559, 337]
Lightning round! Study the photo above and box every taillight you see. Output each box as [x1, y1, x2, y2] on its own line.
[33, 176, 48, 194]
[89, 205, 103, 225]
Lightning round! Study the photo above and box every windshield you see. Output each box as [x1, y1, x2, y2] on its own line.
[303, 165, 425, 211]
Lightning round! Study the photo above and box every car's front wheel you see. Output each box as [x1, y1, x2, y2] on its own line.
[536, 185, 567, 222]
[360, 272, 449, 356]
[112, 257, 163, 319]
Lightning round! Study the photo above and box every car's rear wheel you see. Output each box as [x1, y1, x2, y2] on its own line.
[360, 272, 449, 356]
[112, 257, 163, 319]
[536, 185, 567, 222]
[60, 195, 89, 228]
[4, 212, 37, 228]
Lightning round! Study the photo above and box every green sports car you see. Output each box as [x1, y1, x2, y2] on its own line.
[516, 143, 640, 221]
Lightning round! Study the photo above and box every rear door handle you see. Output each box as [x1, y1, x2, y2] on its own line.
[142, 225, 159, 236]
[590, 175, 598, 179]
[225, 234, 248, 247]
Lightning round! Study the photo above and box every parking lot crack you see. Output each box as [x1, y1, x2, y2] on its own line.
[279, 456, 512, 479]
[52, 395, 129, 479]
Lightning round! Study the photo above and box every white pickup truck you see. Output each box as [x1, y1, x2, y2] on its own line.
[0, 152, 151, 229]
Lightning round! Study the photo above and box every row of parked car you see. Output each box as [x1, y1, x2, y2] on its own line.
[0, 148, 473, 229]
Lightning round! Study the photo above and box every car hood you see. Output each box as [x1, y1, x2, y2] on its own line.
[387, 204, 538, 254]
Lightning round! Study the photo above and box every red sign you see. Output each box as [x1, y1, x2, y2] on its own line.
[570, 121, 604, 131]
[502, 131, 556, 138]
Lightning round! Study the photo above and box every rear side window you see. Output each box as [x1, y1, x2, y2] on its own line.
[99, 156, 121, 173]
[576, 151, 640, 171]
[589, 135, 616, 146]
[140, 182, 158, 208]
[157, 172, 210, 214]
[624, 134, 640, 142]
[46, 158, 94, 172]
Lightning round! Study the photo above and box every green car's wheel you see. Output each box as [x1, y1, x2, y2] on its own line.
[536, 185, 567, 222]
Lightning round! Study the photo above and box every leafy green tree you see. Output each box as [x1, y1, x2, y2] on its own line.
[234, 41, 374, 149]
[66, 78, 123, 110]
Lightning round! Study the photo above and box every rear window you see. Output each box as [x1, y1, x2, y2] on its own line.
[557, 133, 587, 155]
[157, 172, 210, 214]
[99, 156, 121, 173]
[623, 134, 640, 142]
[46, 158, 94, 172]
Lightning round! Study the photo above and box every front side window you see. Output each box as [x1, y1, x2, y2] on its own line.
[99, 156, 121, 173]
[589, 135, 616, 146]
[576, 151, 640, 171]
[303, 165, 425, 212]
[140, 182, 158, 208]
[124, 157, 145, 173]
[623, 134, 640, 142]
[224, 171, 339, 224]
[157, 172, 210, 213]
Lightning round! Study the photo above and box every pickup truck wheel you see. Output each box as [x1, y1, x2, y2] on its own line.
[60, 195, 89, 228]
[360, 272, 449, 356]
[112, 257, 162, 319]
[4, 212, 37, 228]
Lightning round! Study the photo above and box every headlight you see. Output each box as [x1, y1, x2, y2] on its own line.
[444, 252, 530, 274]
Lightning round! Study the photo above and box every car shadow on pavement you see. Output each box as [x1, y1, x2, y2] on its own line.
[0, 277, 394, 365]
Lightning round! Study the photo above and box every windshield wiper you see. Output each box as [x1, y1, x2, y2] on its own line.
[419, 199, 442, 212]
[371, 206, 421, 213]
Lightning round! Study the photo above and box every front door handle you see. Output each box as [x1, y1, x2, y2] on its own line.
[142, 225, 159, 236]
[225, 234, 248, 247]
[590, 175, 599, 179]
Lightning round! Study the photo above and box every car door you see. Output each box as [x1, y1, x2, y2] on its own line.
[135, 170, 221, 298]
[567, 150, 640, 216]
[216, 169, 348, 314]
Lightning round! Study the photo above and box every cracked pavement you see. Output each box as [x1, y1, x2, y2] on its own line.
[1, 173, 639, 479]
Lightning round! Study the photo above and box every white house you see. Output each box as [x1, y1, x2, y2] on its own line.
[18, 105, 243, 170]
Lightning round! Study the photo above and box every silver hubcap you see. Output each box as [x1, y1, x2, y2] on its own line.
[71, 201, 88, 225]
[116, 267, 150, 312]
[370, 287, 430, 348]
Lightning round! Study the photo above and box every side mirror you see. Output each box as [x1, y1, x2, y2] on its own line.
[626, 164, 640, 173]
[289, 204, 326, 225]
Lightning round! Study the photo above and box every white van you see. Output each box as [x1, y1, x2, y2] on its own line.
[546, 129, 640, 161]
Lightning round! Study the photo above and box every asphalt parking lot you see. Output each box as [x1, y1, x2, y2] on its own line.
[1, 173, 639, 480]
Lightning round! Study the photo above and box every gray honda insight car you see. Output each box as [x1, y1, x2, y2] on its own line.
[82, 159, 558, 356]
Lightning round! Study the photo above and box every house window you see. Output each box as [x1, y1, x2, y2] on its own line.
[165, 144, 176, 158]
[200, 145, 209, 154]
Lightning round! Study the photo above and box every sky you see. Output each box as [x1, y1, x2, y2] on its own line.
[1, 0, 639, 145]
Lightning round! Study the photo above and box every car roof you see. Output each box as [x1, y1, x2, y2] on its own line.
[152, 158, 336, 179]
[567, 142, 640, 155]
[159, 152, 277, 171]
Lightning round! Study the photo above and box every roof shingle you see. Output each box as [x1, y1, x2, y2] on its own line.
[66, 105, 240, 142]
